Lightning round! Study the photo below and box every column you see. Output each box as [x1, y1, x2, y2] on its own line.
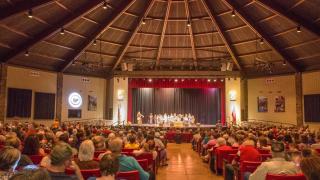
[56, 72, 63, 123]
[295, 72, 303, 126]
[241, 78, 248, 121]
[0, 64, 7, 123]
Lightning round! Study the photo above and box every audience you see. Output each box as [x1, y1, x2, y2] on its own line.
[0, 146, 21, 179]
[300, 155, 320, 180]
[75, 140, 99, 169]
[124, 135, 139, 150]
[9, 168, 51, 180]
[22, 134, 46, 156]
[88, 154, 119, 180]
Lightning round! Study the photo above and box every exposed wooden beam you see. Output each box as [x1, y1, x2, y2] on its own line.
[222, 0, 300, 72]
[113, 70, 241, 78]
[43, 40, 75, 51]
[29, 52, 65, 62]
[60, 0, 136, 72]
[288, 0, 305, 11]
[155, 0, 172, 69]
[184, 0, 197, 68]
[55, 1, 70, 12]
[255, 0, 320, 37]
[0, 0, 53, 21]
[1, 0, 103, 63]
[238, 49, 273, 58]
[283, 38, 320, 50]
[112, 0, 155, 71]
[200, 0, 242, 71]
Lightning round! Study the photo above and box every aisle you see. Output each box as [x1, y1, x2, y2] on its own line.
[157, 143, 223, 180]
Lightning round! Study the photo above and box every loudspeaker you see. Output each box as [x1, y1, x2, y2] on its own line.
[127, 63, 133, 71]
[227, 62, 233, 71]
[121, 63, 127, 71]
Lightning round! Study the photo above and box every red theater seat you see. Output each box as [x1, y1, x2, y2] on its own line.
[65, 168, 101, 179]
[122, 148, 134, 153]
[135, 152, 155, 171]
[116, 170, 139, 180]
[94, 151, 105, 158]
[266, 174, 307, 180]
[239, 161, 262, 180]
[261, 154, 272, 161]
[137, 159, 149, 171]
[215, 149, 238, 173]
[28, 155, 44, 165]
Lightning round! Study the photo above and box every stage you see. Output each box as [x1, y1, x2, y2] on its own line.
[129, 123, 216, 129]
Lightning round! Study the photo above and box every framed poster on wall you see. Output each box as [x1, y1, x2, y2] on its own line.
[257, 96, 268, 112]
[274, 96, 285, 112]
[88, 95, 97, 111]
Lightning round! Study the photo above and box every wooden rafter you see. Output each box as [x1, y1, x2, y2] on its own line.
[1, 0, 103, 63]
[60, 0, 136, 72]
[0, 0, 53, 21]
[255, 0, 320, 37]
[200, 0, 242, 71]
[155, 0, 172, 69]
[184, 0, 197, 68]
[222, 0, 299, 72]
[111, 0, 155, 71]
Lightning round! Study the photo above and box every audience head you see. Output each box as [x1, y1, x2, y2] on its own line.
[300, 155, 320, 180]
[127, 135, 136, 144]
[78, 140, 95, 161]
[22, 134, 40, 155]
[50, 142, 73, 167]
[92, 135, 106, 151]
[5, 136, 22, 150]
[243, 139, 255, 147]
[271, 141, 285, 158]
[9, 168, 50, 180]
[108, 138, 123, 154]
[58, 132, 69, 143]
[99, 154, 119, 177]
[0, 146, 21, 172]
[216, 137, 226, 146]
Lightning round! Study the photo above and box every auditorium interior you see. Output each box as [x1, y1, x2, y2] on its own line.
[0, 0, 320, 180]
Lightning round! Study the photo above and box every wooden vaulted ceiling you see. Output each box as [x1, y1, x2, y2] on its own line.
[0, 0, 319, 77]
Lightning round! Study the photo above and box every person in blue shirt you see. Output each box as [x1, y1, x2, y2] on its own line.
[109, 137, 151, 180]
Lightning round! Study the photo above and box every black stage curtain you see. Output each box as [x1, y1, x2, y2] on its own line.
[304, 94, 320, 122]
[131, 88, 220, 124]
[34, 92, 55, 119]
[7, 88, 32, 118]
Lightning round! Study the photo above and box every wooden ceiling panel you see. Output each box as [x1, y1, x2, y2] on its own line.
[216, 14, 247, 30]
[57, 0, 88, 12]
[11, 54, 62, 71]
[169, 1, 186, 19]
[191, 19, 215, 34]
[189, 0, 208, 17]
[64, 65, 110, 77]
[226, 26, 256, 44]
[30, 42, 71, 58]
[147, 1, 167, 17]
[32, 3, 69, 25]
[1, 13, 49, 36]
[67, 18, 99, 37]
[46, 33, 85, 49]
[86, 42, 121, 56]
[84, 6, 113, 24]
[194, 34, 224, 47]
[165, 21, 189, 34]
[112, 14, 137, 30]
[272, 30, 318, 49]
[139, 20, 163, 34]
[100, 28, 128, 44]
[79, 52, 115, 64]
[208, 0, 230, 14]
[233, 40, 271, 55]
[131, 34, 161, 47]
[196, 47, 229, 59]
[125, 48, 157, 59]
[242, 2, 274, 22]
[127, 0, 149, 15]
[163, 36, 191, 48]
[160, 48, 193, 59]
[0, 26, 29, 47]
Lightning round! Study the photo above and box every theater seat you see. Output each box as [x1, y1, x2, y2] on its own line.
[65, 168, 101, 179]
[266, 173, 307, 180]
[94, 151, 105, 158]
[137, 159, 149, 171]
[239, 161, 262, 180]
[116, 170, 139, 180]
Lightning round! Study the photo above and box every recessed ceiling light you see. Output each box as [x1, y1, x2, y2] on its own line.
[231, 10, 236, 17]
[25, 50, 29, 56]
[28, 9, 33, 19]
[296, 25, 301, 33]
[93, 39, 97, 46]
[103, 1, 108, 9]
[260, 38, 264, 44]
[60, 27, 65, 35]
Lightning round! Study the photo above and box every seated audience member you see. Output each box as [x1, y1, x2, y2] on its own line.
[154, 133, 168, 166]
[133, 140, 158, 160]
[9, 168, 51, 180]
[88, 154, 119, 180]
[311, 135, 320, 149]
[92, 136, 106, 151]
[257, 137, 271, 151]
[249, 141, 299, 180]
[225, 139, 261, 180]
[0, 146, 21, 179]
[124, 135, 139, 150]
[75, 140, 99, 169]
[109, 138, 152, 180]
[46, 142, 84, 180]
[5, 136, 33, 168]
[22, 134, 46, 156]
[300, 155, 320, 180]
[208, 137, 232, 172]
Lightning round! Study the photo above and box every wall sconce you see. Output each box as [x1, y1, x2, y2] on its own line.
[229, 90, 236, 101]
[117, 89, 124, 101]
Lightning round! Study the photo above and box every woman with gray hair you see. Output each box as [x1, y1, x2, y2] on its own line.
[0, 146, 21, 179]
[75, 140, 99, 170]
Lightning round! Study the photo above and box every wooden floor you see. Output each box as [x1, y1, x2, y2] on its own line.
[157, 143, 224, 180]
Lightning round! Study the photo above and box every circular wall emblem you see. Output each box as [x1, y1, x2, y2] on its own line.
[68, 92, 82, 108]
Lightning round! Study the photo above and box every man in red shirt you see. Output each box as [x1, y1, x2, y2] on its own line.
[209, 137, 232, 173]
[225, 139, 261, 180]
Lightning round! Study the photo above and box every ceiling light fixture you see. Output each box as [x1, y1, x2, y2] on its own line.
[296, 25, 301, 33]
[260, 38, 264, 44]
[142, 19, 146, 25]
[93, 39, 97, 46]
[231, 9, 236, 17]
[28, 9, 33, 18]
[60, 27, 65, 35]
[282, 60, 287, 66]
[25, 50, 29, 56]
[103, 1, 108, 9]
[187, 20, 191, 27]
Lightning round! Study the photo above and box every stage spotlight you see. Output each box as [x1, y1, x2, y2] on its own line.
[174, 79, 178, 82]
[207, 79, 211, 82]
[220, 79, 224, 82]
[195, 79, 198, 82]
[181, 79, 185, 82]
[148, 78, 152, 82]
[213, 79, 217, 82]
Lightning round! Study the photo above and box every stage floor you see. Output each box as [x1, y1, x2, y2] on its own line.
[129, 123, 216, 128]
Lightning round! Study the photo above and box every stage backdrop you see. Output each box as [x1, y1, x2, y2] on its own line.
[131, 88, 221, 124]
[128, 78, 225, 125]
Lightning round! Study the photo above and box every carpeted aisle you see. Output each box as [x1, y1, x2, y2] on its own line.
[156, 143, 224, 180]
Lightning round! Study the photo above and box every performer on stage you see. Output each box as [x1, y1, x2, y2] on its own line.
[137, 111, 144, 125]
[149, 113, 153, 124]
